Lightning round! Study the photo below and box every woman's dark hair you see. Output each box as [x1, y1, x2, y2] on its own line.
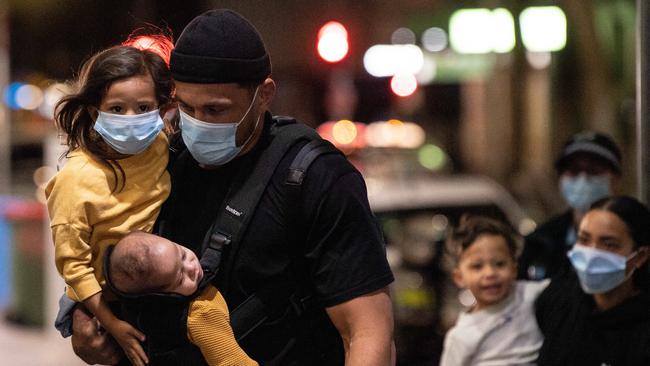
[590, 195, 650, 290]
[54, 40, 173, 191]
[446, 214, 520, 267]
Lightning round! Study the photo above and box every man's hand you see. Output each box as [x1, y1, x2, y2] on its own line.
[71, 305, 123, 365]
[326, 287, 395, 366]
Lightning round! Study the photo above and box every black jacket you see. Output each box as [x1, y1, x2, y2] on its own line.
[535, 271, 650, 366]
[518, 210, 573, 280]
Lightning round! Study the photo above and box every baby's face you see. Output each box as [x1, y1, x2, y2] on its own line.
[152, 237, 204, 296]
[453, 234, 517, 310]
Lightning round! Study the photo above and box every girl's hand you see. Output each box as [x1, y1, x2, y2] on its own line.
[108, 319, 149, 366]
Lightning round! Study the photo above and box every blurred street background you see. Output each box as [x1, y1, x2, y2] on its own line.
[0, 0, 644, 365]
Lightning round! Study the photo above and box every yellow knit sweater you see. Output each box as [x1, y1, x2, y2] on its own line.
[188, 286, 258, 365]
[45, 133, 170, 301]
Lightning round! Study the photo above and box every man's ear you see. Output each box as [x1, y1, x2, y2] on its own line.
[452, 268, 465, 289]
[257, 77, 276, 111]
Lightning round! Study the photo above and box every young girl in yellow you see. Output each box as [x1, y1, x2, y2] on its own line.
[46, 37, 174, 366]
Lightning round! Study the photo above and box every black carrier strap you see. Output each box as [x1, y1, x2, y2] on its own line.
[198, 117, 320, 295]
[228, 137, 342, 342]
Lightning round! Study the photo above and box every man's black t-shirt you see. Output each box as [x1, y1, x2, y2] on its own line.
[158, 115, 394, 364]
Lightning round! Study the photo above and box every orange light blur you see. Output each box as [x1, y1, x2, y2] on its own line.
[317, 120, 367, 154]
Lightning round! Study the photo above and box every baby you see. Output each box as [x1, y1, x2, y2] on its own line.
[108, 231, 257, 366]
[440, 216, 549, 365]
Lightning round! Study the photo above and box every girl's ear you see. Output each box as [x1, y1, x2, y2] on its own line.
[452, 267, 465, 289]
[87, 106, 98, 120]
[632, 246, 650, 270]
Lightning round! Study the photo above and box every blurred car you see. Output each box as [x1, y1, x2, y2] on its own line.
[365, 174, 534, 366]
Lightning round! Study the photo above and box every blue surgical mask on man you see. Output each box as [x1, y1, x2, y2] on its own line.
[560, 174, 611, 213]
[567, 245, 638, 294]
[93, 109, 163, 155]
[180, 87, 261, 166]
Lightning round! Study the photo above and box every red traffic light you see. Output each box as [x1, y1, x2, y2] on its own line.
[317, 21, 349, 63]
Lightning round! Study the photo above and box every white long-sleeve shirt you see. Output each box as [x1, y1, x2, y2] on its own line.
[440, 280, 550, 366]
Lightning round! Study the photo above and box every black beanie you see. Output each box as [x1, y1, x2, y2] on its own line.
[170, 9, 271, 84]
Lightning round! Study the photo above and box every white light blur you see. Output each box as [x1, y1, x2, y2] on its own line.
[365, 119, 425, 149]
[366, 120, 404, 147]
[390, 73, 418, 97]
[415, 53, 437, 84]
[518, 218, 537, 236]
[363, 44, 424, 77]
[15, 84, 44, 110]
[449, 9, 493, 54]
[491, 8, 516, 53]
[520, 6, 567, 52]
[317, 21, 349, 63]
[422, 27, 448, 52]
[526, 51, 552, 69]
[39, 83, 69, 118]
[431, 214, 449, 232]
[458, 288, 476, 307]
[397, 122, 426, 148]
[449, 8, 515, 54]
[391, 27, 416, 45]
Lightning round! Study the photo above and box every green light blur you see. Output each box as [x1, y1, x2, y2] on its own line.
[520, 6, 567, 52]
[418, 144, 446, 170]
[449, 8, 515, 54]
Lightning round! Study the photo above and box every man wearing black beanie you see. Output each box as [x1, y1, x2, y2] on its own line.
[69, 9, 395, 366]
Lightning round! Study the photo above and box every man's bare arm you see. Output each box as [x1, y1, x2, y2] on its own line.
[326, 287, 395, 366]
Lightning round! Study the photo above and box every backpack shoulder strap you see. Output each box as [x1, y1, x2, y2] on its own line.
[228, 137, 343, 341]
[286, 139, 340, 185]
[199, 116, 318, 293]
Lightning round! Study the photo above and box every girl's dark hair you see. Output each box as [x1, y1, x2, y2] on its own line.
[54, 41, 172, 191]
[446, 214, 520, 267]
[590, 195, 650, 290]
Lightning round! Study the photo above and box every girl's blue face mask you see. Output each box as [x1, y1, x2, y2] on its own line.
[567, 245, 638, 294]
[93, 109, 163, 155]
[560, 174, 611, 213]
[180, 87, 260, 167]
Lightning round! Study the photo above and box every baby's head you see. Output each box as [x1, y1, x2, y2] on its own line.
[108, 231, 203, 296]
[446, 215, 519, 310]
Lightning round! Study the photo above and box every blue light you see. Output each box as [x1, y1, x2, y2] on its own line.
[4, 82, 26, 110]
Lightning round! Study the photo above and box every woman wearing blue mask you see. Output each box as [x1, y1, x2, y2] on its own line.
[535, 195, 650, 365]
[45, 36, 174, 366]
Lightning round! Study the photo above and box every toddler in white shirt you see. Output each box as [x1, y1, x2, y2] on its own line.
[440, 215, 549, 366]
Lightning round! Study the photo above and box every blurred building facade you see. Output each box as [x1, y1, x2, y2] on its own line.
[4, 0, 639, 219]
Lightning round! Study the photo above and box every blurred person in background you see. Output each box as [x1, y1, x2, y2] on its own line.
[518, 131, 622, 281]
[535, 196, 650, 365]
[440, 215, 548, 365]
